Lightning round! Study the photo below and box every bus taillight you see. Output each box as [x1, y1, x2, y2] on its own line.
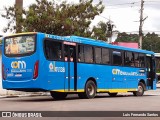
[33, 61, 39, 79]
[2, 64, 6, 80]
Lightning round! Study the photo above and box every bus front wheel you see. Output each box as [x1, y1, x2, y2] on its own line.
[50, 92, 67, 100]
[78, 80, 96, 99]
[133, 82, 144, 96]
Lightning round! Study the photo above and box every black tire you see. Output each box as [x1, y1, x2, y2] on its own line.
[133, 82, 145, 96]
[78, 80, 96, 99]
[108, 93, 118, 97]
[50, 92, 67, 100]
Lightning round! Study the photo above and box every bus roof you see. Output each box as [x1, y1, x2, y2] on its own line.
[70, 36, 154, 55]
[4, 32, 37, 38]
[3, 32, 154, 55]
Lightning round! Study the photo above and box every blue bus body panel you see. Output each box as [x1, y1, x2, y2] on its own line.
[3, 33, 68, 91]
[3, 33, 43, 90]
[42, 61, 65, 90]
[77, 63, 112, 89]
[76, 63, 148, 90]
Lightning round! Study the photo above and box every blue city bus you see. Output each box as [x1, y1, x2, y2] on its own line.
[2, 32, 156, 99]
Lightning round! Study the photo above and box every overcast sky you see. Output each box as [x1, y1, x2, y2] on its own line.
[0, 0, 160, 36]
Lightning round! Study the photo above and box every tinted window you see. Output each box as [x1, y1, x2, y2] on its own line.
[124, 52, 134, 67]
[138, 54, 145, 67]
[102, 48, 110, 64]
[112, 50, 122, 65]
[84, 45, 94, 63]
[95, 47, 102, 64]
[134, 53, 139, 67]
[156, 57, 160, 73]
[44, 40, 62, 60]
[78, 45, 84, 62]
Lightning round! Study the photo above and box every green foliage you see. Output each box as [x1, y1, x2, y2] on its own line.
[142, 32, 160, 52]
[115, 32, 160, 52]
[92, 21, 108, 41]
[2, 0, 112, 41]
[116, 32, 139, 42]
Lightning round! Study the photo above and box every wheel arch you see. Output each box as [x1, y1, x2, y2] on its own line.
[85, 77, 97, 89]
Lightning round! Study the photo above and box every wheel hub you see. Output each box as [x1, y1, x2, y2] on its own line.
[138, 86, 143, 93]
[88, 84, 94, 96]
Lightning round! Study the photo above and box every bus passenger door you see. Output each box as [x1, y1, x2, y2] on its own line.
[146, 55, 156, 89]
[64, 43, 77, 92]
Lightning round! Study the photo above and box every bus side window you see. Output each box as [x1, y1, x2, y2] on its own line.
[45, 41, 50, 59]
[84, 45, 94, 63]
[78, 45, 84, 62]
[70, 47, 74, 62]
[134, 53, 145, 68]
[112, 50, 122, 66]
[95, 47, 102, 64]
[45, 41, 53, 59]
[138, 54, 145, 68]
[125, 57, 130, 66]
[57, 50, 62, 59]
[44, 40, 62, 61]
[124, 52, 134, 67]
[64, 47, 68, 61]
[102, 48, 110, 64]
[134, 53, 139, 67]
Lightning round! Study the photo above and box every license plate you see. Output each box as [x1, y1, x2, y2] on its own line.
[15, 73, 22, 77]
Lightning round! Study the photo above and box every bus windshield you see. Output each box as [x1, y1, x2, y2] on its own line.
[4, 35, 36, 56]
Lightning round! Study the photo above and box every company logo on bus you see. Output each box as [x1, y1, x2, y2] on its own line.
[112, 69, 118, 75]
[49, 62, 65, 72]
[112, 69, 144, 76]
[49, 62, 56, 71]
[11, 61, 26, 69]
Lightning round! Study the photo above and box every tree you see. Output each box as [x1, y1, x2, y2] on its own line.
[2, 0, 107, 39]
[142, 32, 160, 52]
[115, 32, 160, 52]
[92, 21, 108, 41]
[116, 32, 139, 42]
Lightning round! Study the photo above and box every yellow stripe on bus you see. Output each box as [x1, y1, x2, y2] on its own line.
[5, 32, 37, 37]
[50, 89, 84, 92]
[50, 89, 137, 93]
[97, 89, 137, 93]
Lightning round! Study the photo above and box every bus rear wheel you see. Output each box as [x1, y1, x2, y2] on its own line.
[133, 82, 144, 96]
[78, 80, 96, 99]
[50, 92, 67, 100]
[108, 93, 118, 97]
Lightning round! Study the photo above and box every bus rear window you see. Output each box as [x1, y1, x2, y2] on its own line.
[4, 35, 35, 56]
